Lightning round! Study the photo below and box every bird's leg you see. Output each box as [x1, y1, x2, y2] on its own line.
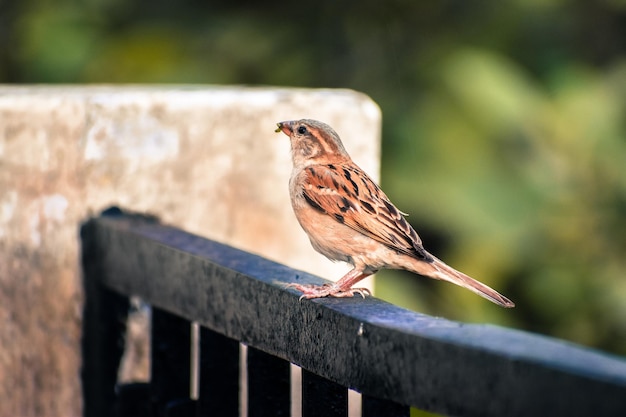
[286, 268, 372, 299]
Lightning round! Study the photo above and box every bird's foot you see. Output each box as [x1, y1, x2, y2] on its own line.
[285, 283, 371, 300]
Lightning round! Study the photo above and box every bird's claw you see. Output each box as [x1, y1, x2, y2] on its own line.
[285, 283, 371, 300]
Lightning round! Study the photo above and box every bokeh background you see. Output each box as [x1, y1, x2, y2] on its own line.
[2, 0, 625, 356]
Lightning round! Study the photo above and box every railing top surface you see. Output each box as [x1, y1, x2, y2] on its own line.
[81, 209, 626, 416]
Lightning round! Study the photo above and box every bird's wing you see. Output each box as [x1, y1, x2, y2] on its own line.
[301, 164, 432, 261]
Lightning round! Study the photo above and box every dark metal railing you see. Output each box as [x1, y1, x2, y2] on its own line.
[80, 208, 626, 417]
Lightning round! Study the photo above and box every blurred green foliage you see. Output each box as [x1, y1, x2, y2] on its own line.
[2, 0, 625, 355]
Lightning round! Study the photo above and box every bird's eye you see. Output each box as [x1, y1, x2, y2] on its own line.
[297, 126, 307, 135]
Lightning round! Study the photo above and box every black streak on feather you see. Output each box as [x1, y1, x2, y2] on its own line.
[378, 211, 395, 224]
[339, 197, 354, 213]
[412, 243, 433, 261]
[304, 193, 325, 213]
[343, 168, 359, 194]
[360, 200, 376, 214]
[383, 200, 399, 217]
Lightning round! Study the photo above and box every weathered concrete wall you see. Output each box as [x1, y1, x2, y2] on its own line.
[0, 86, 381, 416]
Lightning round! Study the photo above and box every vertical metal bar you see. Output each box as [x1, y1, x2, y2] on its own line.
[197, 326, 240, 417]
[151, 307, 193, 416]
[80, 219, 130, 417]
[301, 369, 348, 417]
[191, 322, 200, 401]
[362, 395, 410, 417]
[247, 347, 290, 417]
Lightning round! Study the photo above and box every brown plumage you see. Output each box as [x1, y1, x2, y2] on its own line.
[276, 119, 514, 308]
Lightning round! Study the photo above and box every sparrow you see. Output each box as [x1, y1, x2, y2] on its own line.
[276, 119, 514, 308]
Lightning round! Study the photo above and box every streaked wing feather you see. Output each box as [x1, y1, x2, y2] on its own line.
[302, 164, 431, 261]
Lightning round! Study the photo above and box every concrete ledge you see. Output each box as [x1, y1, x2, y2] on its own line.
[0, 85, 381, 416]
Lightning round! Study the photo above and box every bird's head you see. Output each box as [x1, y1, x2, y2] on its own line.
[276, 119, 349, 167]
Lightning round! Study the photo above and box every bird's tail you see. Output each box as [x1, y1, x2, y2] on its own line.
[408, 252, 515, 308]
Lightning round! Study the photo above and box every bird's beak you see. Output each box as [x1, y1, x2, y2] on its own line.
[275, 121, 294, 136]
